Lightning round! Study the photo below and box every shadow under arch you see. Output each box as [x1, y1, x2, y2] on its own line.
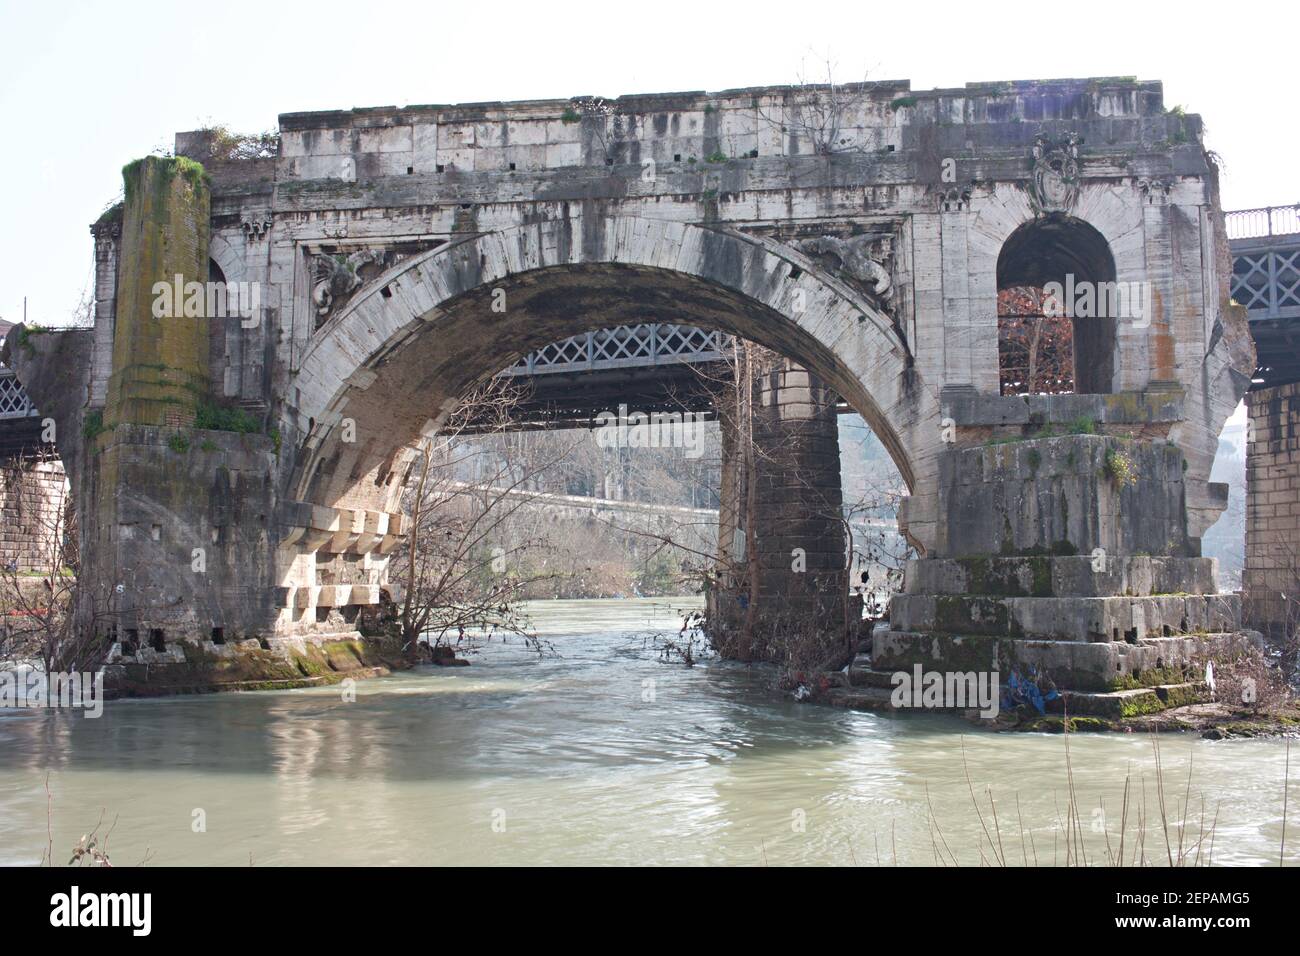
[288, 219, 935, 520]
[996, 214, 1118, 395]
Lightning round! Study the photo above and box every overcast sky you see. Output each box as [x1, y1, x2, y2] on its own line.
[1, 0, 1295, 328]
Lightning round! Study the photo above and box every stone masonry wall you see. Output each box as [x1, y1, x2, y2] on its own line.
[1245, 381, 1300, 637]
[0, 456, 69, 572]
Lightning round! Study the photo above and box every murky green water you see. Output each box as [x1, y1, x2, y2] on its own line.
[0, 598, 1293, 866]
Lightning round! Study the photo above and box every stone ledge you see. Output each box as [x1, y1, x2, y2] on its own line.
[279, 499, 405, 555]
[1051, 682, 1208, 719]
[871, 629, 1259, 692]
[904, 555, 1219, 598]
[892, 592, 1241, 642]
[825, 678, 1209, 720]
[942, 388, 1184, 430]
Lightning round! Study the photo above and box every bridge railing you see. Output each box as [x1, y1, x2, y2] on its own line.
[1225, 205, 1300, 240]
[0, 367, 38, 421]
[1228, 208, 1300, 321]
[501, 323, 730, 377]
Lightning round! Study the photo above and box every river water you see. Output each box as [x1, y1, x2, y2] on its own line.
[0, 598, 1293, 866]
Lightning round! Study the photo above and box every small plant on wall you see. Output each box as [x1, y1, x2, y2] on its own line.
[1103, 447, 1137, 488]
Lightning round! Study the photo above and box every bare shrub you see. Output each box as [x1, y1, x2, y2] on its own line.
[1212, 645, 1294, 714]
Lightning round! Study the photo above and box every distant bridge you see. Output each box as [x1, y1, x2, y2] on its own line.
[0, 341, 47, 457]
[1227, 204, 1300, 389]
[451, 481, 720, 531]
[477, 323, 731, 432]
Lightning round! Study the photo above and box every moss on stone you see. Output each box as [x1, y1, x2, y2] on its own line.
[958, 556, 991, 593]
[95, 200, 124, 228]
[1022, 715, 1113, 733]
[106, 636, 408, 698]
[1118, 694, 1167, 718]
[194, 401, 261, 433]
[81, 410, 107, 441]
[1107, 665, 1193, 691]
[122, 155, 210, 203]
[1029, 556, 1052, 597]
[933, 595, 1009, 633]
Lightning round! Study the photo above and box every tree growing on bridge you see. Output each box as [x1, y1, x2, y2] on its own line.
[754, 57, 875, 156]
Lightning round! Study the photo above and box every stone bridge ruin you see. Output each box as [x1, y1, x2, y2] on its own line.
[4, 76, 1256, 700]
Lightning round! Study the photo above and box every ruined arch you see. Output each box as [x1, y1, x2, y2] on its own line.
[286, 217, 938, 531]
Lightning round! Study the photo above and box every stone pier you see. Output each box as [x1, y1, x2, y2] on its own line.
[1244, 382, 1300, 638]
[79, 157, 280, 650]
[878, 431, 1247, 692]
[711, 356, 848, 661]
[833, 401, 1260, 716]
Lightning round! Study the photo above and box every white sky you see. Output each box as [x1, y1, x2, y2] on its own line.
[1, 0, 1296, 327]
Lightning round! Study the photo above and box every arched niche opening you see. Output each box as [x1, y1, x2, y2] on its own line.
[995, 214, 1118, 395]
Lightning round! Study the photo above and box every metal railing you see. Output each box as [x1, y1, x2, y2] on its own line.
[500, 323, 730, 377]
[1225, 205, 1300, 241]
[0, 368, 38, 421]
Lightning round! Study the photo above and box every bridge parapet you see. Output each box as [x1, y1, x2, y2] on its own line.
[1226, 204, 1300, 241]
[271, 78, 1169, 182]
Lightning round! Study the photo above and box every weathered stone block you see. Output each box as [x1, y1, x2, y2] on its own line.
[937, 435, 1191, 558]
[903, 555, 1218, 597]
[872, 628, 1258, 692]
[891, 592, 1240, 641]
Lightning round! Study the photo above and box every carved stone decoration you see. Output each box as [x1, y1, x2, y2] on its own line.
[1029, 133, 1082, 214]
[794, 235, 892, 302]
[242, 216, 272, 241]
[1137, 177, 1173, 205]
[937, 187, 972, 213]
[312, 250, 378, 317]
[308, 241, 449, 327]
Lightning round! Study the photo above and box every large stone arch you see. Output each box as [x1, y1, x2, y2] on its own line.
[285, 216, 943, 545]
[208, 231, 246, 286]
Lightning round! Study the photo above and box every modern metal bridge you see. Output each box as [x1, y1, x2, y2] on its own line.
[0, 324, 46, 457]
[475, 322, 734, 432]
[1227, 204, 1300, 389]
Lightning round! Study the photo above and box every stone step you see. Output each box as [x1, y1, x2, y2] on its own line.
[304, 630, 365, 643]
[871, 629, 1257, 693]
[829, 669, 1208, 720]
[1050, 682, 1208, 719]
[826, 682, 997, 715]
[825, 686, 899, 712]
[848, 665, 898, 689]
[891, 592, 1240, 642]
[903, 555, 1218, 599]
[823, 669, 851, 689]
